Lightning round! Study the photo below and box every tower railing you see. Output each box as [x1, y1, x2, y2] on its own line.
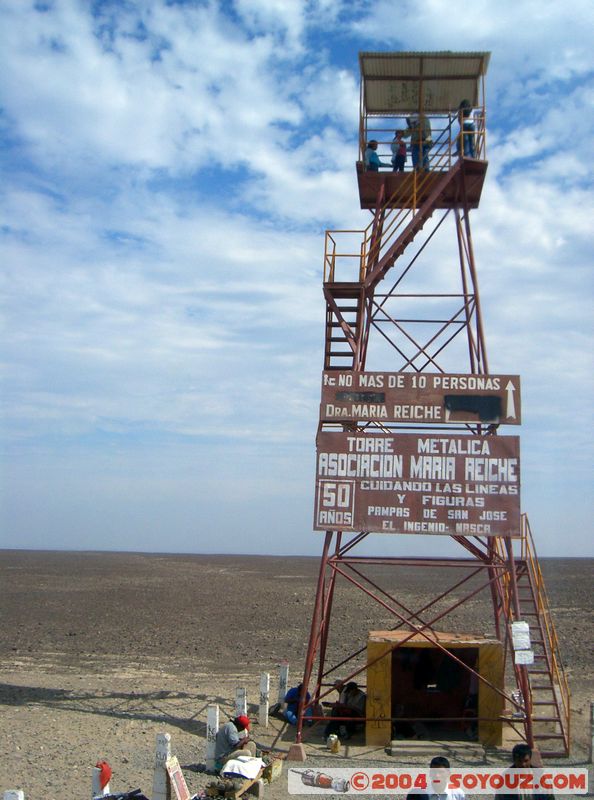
[325, 157, 459, 285]
[521, 518, 571, 741]
[361, 109, 486, 172]
[325, 109, 490, 287]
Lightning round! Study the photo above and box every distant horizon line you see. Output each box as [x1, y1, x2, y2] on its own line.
[1, 546, 592, 560]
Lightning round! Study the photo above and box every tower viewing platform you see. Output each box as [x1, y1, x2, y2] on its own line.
[357, 51, 490, 210]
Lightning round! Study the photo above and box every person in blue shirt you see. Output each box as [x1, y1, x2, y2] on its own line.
[364, 140, 388, 171]
[283, 683, 313, 725]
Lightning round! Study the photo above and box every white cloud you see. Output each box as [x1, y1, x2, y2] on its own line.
[0, 0, 592, 555]
[234, 0, 307, 48]
[0, 0, 304, 171]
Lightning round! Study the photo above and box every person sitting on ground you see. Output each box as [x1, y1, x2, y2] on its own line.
[214, 715, 257, 772]
[324, 680, 366, 740]
[406, 755, 465, 799]
[282, 683, 313, 725]
[497, 743, 552, 800]
[364, 140, 389, 171]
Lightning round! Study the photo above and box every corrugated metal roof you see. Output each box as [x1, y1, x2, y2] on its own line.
[359, 51, 491, 114]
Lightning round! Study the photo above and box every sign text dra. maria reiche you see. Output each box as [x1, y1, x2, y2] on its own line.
[314, 432, 521, 537]
[321, 371, 521, 425]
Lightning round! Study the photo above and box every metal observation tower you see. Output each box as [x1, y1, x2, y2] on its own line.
[294, 52, 569, 759]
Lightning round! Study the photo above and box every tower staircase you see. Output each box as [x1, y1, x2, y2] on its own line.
[364, 161, 462, 290]
[496, 517, 571, 756]
[323, 160, 466, 371]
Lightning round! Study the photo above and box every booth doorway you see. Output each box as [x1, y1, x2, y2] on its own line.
[391, 646, 478, 739]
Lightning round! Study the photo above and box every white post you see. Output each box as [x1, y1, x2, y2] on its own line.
[92, 767, 110, 798]
[153, 732, 172, 800]
[235, 686, 247, 717]
[259, 672, 270, 728]
[590, 703, 594, 764]
[4, 792, 25, 800]
[206, 703, 219, 771]
[278, 662, 289, 703]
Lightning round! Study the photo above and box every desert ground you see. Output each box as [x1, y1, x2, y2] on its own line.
[0, 550, 592, 800]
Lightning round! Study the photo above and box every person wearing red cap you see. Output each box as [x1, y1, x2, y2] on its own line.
[214, 714, 257, 771]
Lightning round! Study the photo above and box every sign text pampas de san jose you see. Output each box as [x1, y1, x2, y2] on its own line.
[314, 432, 521, 537]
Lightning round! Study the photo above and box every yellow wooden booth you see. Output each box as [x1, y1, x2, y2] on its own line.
[366, 630, 504, 747]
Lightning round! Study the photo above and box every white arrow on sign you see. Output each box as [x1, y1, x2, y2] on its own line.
[505, 380, 517, 419]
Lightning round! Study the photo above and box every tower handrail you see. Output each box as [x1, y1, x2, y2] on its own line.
[362, 109, 487, 173]
[521, 516, 571, 734]
[363, 161, 463, 289]
[493, 518, 570, 753]
[325, 160, 460, 286]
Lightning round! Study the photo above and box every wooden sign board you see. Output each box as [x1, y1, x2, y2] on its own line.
[321, 371, 521, 425]
[314, 431, 521, 536]
[166, 756, 191, 800]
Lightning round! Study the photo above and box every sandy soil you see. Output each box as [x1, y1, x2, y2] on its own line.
[0, 550, 592, 800]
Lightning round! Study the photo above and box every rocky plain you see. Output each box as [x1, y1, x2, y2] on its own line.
[0, 550, 592, 799]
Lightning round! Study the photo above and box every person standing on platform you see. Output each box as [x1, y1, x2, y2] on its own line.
[391, 130, 407, 172]
[404, 114, 432, 171]
[458, 99, 476, 158]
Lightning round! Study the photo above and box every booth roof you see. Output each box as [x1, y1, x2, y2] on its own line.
[368, 629, 500, 646]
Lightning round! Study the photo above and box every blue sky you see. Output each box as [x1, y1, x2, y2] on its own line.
[1, 0, 593, 557]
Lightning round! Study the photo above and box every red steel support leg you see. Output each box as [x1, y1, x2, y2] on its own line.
[488, 539, 502, 640]
[295, 531, 333, 744]
[314, 533, 342, 696]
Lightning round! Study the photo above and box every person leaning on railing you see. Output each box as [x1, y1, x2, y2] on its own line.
[364, 139, 390, 171]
